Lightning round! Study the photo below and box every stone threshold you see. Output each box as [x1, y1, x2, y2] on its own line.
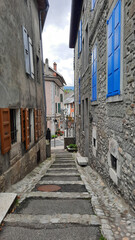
[5, 213, 101, 226]
[38, 180, 84, 185]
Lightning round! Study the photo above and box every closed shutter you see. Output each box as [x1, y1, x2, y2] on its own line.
[0, 108, 11, 155]
[34, 109, 38, 142]
[92, 46, 97, 101]
[21, 108, 25, 142]
[58, 103, 61, 113]
[29, 37, 34, 79]
[25, 108, 30, 150]
[38, 109, 42, 137]
[23, 27, 30, 75]
[107, 0, 121, 97]
[114, 0, 121, 94]
[107, 13, 114, 96]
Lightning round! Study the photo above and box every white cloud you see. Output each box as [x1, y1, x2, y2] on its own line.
[42, 2, 74, 86]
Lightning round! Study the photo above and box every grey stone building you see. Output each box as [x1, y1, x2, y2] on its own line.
[0, 0, 49, 191]
[70, 0, 135, 210]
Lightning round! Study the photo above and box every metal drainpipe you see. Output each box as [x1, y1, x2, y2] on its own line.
[39, 2, 49, 137]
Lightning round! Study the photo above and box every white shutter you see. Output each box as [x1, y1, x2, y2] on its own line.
[23, 27, 30, 74]
[29, 37, 34, 79]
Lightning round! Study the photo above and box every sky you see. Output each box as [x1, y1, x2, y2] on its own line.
[42, 0, 74, 86]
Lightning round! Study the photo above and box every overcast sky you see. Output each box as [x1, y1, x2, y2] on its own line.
[42, 0, 74, 86]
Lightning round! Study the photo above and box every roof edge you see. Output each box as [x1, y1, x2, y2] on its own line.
[69, 0, 83, 48]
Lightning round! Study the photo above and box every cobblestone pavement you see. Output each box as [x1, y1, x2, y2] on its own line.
[1, 151, 135, 240]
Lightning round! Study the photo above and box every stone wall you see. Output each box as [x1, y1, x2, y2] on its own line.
[74, 0, 135, 211]
[0, 137, 46, 192]
[0, 0, 46, 191]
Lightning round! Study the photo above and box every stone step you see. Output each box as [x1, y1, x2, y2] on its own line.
[38, 180, 84, 185]
[5, 213, 101, 226]
[22, 192, 90, 200]
[45, 172, 80, 176]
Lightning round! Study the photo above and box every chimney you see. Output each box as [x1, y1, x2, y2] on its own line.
[53, 62, 57, 72]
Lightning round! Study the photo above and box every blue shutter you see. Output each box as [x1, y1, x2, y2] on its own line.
[78, 31, 80, 58]
[107, 13, 114, 96]
[114, 0, 121, 94]
[91, 46, 97, 101]
[23, 27, 30, 75]
[79, 78, 81, 104]
[107, 0, 121, 97]
[92, 0, 96, 9]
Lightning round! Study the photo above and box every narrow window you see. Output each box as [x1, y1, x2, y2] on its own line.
[29, 37, 34, 79]
[60, 94, 63, 102]
[111, 155, 117, 171]
[107, 0, 121, 97]
[10, 109, 17, 144]
[91, 45, 97, 101]
[55, 103, 57, 113]
[93, 138, 96, 147]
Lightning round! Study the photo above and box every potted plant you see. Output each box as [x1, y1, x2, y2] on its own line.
[67, 144, 77, 152]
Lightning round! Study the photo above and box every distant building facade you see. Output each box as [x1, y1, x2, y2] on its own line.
[70, 0, 135, 210]
[0, 0, 49, 191]
[44, 59, 66, 135]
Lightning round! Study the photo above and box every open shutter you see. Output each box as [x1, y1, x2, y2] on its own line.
[34, 109, 38, 142]
[29, 37, 34, 79]
[0, 109, 11, 155]
[38, 109, 42, 137]
[91, 46, 97, 101]
[107, 12, 114, 96]
[25, 108, 30, 150]
[114, 0, 121, 94]
[21, 108, 25, 142]
[23, 27, 30, 75]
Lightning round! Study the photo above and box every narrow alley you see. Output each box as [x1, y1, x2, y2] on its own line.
[0, 144, 135, 240]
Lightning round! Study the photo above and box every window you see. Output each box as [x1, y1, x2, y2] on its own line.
[55, 85, 56, 95]
[71, 103, 74, 109]
[57, 86, 59, 96]
[23, 27, 35, 79]
[55, 103, 57, 113]
[78, 20, 82, 58]
[91, 45, 97, 101]
[58, 103, 61, 113]
[10, 109, 17, 144]
[91, 0, 96, 10]
[107, 0, 121, 97]
[60, 94, 63, 102]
